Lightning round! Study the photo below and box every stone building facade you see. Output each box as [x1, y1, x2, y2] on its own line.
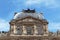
[0, 9, 60, 40]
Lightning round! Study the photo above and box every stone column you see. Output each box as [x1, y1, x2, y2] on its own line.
[22, 26, 27, 35]
[14, 24, 16, 34]
[45, 25, 48, 34]
[43, 24, 48, 36]
[10, 25, 14, 34]
[10, 24, 16, 36]
[34, 25, 38, 35]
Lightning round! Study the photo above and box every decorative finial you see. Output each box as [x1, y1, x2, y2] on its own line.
[22, 9, 35, 13]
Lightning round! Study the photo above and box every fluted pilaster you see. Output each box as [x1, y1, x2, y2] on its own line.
[43, 24, 48, 36]
[22, 26, 27, 35]
[34, 25, 38, 35]
[14, 24, 16, 34]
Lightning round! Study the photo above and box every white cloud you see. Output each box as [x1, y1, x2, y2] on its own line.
[25, 0, 59, 8]
[48, 22, 60, 32]
[0, 19, 9, 31]
[25, 0, 41, 5]
[11, 0, 60, 8]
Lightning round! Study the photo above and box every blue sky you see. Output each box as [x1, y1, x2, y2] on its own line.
[0, 0, 60, 32]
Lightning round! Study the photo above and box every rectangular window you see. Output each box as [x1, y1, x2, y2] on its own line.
[26, 26, 33, 35]
[37, 26, 43, 35]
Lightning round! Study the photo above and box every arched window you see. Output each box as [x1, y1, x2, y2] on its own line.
[16, 25, 23, 35]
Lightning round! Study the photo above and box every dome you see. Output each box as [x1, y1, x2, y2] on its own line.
[13, 9, 44, 19]
[13, 12, 44, 20]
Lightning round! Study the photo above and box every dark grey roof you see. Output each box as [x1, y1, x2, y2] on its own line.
[13, 12, 44, 20]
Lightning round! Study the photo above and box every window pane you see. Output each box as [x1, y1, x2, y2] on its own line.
[26, 26, 33, 35]
[37, 25, 43, 35]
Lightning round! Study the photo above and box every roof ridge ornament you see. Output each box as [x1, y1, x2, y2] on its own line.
[23, 9, 35, 13]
